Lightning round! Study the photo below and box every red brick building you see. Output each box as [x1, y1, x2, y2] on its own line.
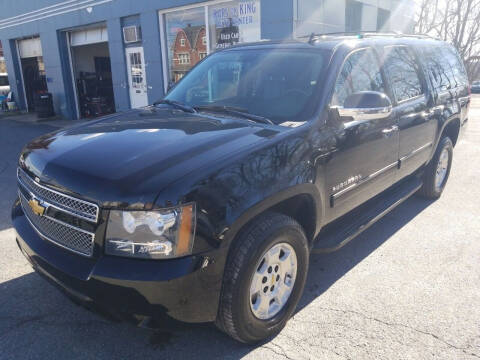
[171, 25, 207, 82]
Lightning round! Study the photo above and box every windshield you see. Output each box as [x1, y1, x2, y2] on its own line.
[164, 49, 329, 124]
[0, 76, 8, 87]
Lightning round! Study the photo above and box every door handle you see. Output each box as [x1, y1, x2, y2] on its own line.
[382, 125, 399, 137]
[430, 105, 445, 116]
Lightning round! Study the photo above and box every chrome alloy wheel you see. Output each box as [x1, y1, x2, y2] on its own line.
[435, 148, 449, 191]
[249, 243, 298, 320]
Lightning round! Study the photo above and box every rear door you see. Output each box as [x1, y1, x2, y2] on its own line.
[383, 45, 434, 179]
[326, 47, 399, 219]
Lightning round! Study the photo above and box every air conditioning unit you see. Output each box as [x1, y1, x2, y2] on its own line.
[123, 26, 142, 43]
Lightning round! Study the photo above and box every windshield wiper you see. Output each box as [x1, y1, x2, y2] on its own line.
[154, 99, 196, 113]
[194, 105, 274, 125]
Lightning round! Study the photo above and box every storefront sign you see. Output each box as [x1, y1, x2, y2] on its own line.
[210, 1, 260, 50]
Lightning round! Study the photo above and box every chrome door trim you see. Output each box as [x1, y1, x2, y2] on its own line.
[333, 105, 393, 127]
[331, 161, 398, 206]
[399, 142, 432, 164]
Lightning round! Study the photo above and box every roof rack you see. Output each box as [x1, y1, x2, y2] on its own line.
[301, 31, 438, 44]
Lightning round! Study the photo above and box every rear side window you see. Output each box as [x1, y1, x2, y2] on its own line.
[421, 45, 467, 91]
[332, 48, 385, 106]
[444, 46, 468, 87]
[384, 46, 423, 102]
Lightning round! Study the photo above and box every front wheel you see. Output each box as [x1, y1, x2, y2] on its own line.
[418, 136, 453, 199]
[216, 212, 309, 343]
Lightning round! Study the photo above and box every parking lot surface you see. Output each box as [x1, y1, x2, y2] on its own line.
[0, 98, 479, 359]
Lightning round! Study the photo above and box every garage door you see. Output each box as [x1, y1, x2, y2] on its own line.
[70, 27, 108, 47]
[18, 37, 42, 58]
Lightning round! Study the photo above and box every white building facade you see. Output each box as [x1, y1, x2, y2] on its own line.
[294, 0, 416, 38]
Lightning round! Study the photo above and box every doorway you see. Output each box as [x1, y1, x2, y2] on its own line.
[17, 37, 48, 112]
[125, 46, 148, 108]
[20, 57, 47, 112]
[68, 26, 115, 118]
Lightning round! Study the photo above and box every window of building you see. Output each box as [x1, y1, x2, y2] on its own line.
[160, 1, 261, 90]
[0, 74, 8, 86]
[345, 0, 363, 32]
[384, 46, 423, 102]
[332, 48, 385, 106]
[377, 8, 390, 31]
[208, 1, 260, 50]
[0, 58, 6, 74]
[178, 53, 191, 64]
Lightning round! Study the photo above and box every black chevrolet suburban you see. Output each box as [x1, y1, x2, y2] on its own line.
[12, 33, 469, 343]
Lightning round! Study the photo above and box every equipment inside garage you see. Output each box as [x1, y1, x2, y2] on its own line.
[18, 37, 48, 112]
[69, 26, 115, 118]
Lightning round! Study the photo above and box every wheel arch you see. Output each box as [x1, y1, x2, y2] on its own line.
[429, 116, 461, 163]
[441, 117, 461, 147]
[224, 184, 323, 249]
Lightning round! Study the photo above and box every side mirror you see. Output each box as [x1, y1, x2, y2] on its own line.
[332, 91, 392, 125]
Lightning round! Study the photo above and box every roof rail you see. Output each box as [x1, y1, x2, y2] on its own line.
[301, 31, 439, 44]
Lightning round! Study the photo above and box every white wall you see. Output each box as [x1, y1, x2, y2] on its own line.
[295, 0, 346, 36]
[294, 0, 415, 37]
[362, 3, 378, 31]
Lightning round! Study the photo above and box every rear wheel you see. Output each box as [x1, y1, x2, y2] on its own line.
[418, 136, 453, 199]
[216, 212, 309, 343]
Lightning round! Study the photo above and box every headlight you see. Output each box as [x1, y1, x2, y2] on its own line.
[105, 204, 195, 259]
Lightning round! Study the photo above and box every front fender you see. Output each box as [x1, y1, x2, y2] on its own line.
[222, 183, 323, 246]
[154, 127, 323, 254]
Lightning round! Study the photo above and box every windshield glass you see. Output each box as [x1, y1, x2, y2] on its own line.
[0, 76, 8, 87]
[164, 49, 328, 124]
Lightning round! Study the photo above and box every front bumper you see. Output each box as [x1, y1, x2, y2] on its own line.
[12, 200, 225, 324]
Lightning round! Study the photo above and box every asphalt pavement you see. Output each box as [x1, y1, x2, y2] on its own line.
[0, 99, 479, 359]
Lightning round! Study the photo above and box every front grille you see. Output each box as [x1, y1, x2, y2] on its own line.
[17, 168, 98, 222]
[17, 168, 98, 257]
[20, 193, 95, 256]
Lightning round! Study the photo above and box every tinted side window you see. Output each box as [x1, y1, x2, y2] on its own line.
[422, 45, 456, 91]
[444, 46, 468, 87]
[384, 46, 423, 102]
[332, 48, 385, 106]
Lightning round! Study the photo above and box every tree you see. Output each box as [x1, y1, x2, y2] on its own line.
[414, 0, 480, 79]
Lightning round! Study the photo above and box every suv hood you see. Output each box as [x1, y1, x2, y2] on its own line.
[20, 107, 278, 209]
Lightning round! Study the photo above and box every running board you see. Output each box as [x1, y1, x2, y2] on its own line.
[312, 177, 423, 254]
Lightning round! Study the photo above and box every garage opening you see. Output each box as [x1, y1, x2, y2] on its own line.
[68, 26, 115, 118]
[18, 37, 48, 112]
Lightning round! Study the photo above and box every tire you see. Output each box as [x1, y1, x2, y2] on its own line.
[216, 212, 309, 344]
[418, 136, 453, 199]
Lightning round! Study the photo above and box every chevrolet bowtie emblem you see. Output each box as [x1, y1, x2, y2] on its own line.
[28, 198, 46, 217]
